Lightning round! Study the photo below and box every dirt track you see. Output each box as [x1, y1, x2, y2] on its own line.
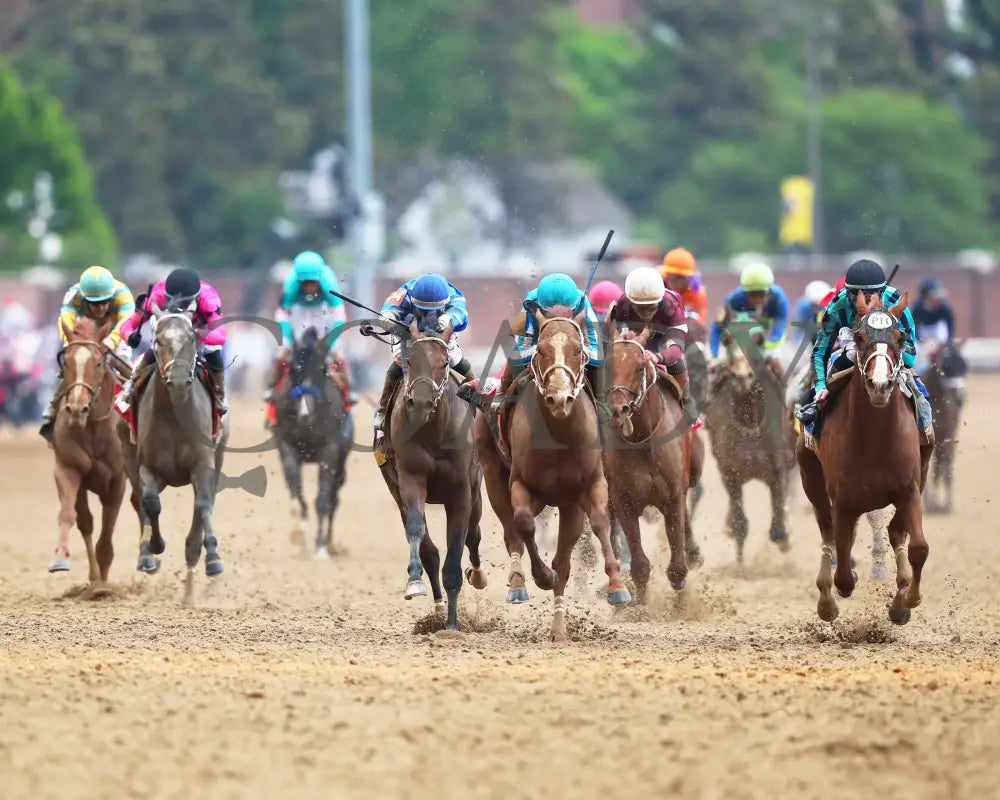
[2, 378, 1000, 800]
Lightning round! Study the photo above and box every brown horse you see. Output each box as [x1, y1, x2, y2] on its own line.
[704, 313, 794, 564]
[49, 317, 126, 582]
[605, 329, 697, 603]
[921, 339, 966, 514]
[475, 305, 628, 643]
[797, 292, 932, 624]
[378, 318, 487, 631]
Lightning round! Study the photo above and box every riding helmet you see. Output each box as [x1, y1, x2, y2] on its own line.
[410, 273, 451, 310]
[79, 266, 117, 303]
[804, 279, 831, 305]
[588, 280, 623, 314]
[739, 262, 774, 293]
[625, 266, 666, 305]
[536, 273, 582, 310]
[844, 259, 886, 291]
[919, 276, 945, 297]
[661, 247, 696, 278]
[164, 268, 203, 305]
[292, 251, 326, 283]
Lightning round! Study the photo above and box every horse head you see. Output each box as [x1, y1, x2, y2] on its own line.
[289, 326, 327, 420]
[718, 309, 764, 396]
[932, 338, 968, 380]
[62, 316, 112, 428]
[402, 316, 453, 427]
[152, 305, 197, 396]
[610, 328, 656, 437]
[530, 305, 587, 420]
[852, 291, 908, 408]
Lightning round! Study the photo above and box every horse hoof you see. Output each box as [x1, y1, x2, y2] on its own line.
[670, 579, 686, 592]
[464, 566, 488, 590]
[817, 597, 839, 622]
[137, 555, 160, 574]
[887, 598, 911, 626]
[836, 569, 859, 598]
[871, 565, 890, 582]
[205, 559, 224, 577]
[47, 557, 70, 573]
[404, 580, 428, 600]
[686, 552, 704, 570]
[606, 588, 632, 606]
[314, 548, 330, 561]
[506, 587, 530, 604]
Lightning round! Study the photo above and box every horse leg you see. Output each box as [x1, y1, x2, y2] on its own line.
[419, 516, 444, 610]
[550, 505, 586, 643]
[442, 489, 472, 630]
[314, 460, 335, 556]
[768, 465, 791, 553]
[478, 430, 526, 602]
[50, 462, 81, 572]
[278, 440, 308, 552]
[613, 517, 632, 576]
[510, 479, 553, 592]
[136, 466, 165, 573]
[902, 487, 928, 614]
[323, 446, 347, 557]
[614, 501, 649, 602]
[583, 477, 629, 606]
[571, 521, 598, 598]
[182, 465, 223, 606]
[797, 442, 837, 621]
[662, 496, 688, 592]
[722, 474, 748, 566]
[683, 500, 703, 569]
[832, 505, 860, 599]
[464, 479, 488, 591]
[96, 474, 125, 583]
[400, 475, 429, 599]
[941, 440, 955, 515]
[867, 508, 889, 581]
[74, 487, 99, 583]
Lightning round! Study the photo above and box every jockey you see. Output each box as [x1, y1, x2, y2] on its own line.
[117, 267, 228, 414]
[793, 280, 832, 343]
[39, 266, 135, 443]
[606, 266, 699, 422]
[710, 262, 789, 365]
[263, 251, 355, 427]
[471, 273, 602, 413]
[659, 247, 708, 325]
[795, 258, 931, 434]
[589, 280, 623, 323]
[372, 273, 477, 452]
[912, 276, 955, 345]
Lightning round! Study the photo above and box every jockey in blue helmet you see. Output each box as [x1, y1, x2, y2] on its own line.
[372, 273, 477, 455]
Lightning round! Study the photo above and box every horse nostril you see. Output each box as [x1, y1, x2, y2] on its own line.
[544, 395, 556, 407]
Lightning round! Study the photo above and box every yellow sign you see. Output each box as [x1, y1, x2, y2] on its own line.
[779, 176, 814, 247]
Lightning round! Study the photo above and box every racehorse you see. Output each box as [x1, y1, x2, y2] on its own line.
[377, 316, 487, 631]
[475, 305, 629, 642]
[48, 317, 126, 582]
[121, 309, 229, 606]
[704, 311, 794, 564]
[920, 339, 967, 514]
[273, 326, 351, 556]
[797, 292, 932, 624]
[604, 328, 697, 603]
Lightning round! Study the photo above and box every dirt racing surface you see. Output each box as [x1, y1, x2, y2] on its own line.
[2, 377, 999, 800]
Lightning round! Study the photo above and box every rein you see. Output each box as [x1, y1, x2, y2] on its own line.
[60, 340, 113, 422]
[403, 336, 450, 412]
[530, 316, 586, 400]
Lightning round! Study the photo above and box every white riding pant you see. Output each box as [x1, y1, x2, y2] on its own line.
[392, 332, 463, 368]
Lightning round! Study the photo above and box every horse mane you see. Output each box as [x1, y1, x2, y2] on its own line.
[542, 304, 576, 320]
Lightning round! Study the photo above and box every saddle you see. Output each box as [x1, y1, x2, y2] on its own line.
[115, 357, 223, 443]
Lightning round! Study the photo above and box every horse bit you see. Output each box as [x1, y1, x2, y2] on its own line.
[403, 336, 450, 411]
[530, 316, 587, 399]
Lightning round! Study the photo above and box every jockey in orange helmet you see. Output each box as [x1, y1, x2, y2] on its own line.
[659, 247, 708, 325]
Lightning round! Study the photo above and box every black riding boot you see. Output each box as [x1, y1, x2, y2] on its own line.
[373, 362, 403, 450]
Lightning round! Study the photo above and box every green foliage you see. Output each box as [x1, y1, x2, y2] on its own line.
[0, 58, 116, 268]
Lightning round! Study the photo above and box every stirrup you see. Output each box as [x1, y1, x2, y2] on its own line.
[795, 403, 817, 425]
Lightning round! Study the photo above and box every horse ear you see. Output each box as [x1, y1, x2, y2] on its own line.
[889, 291, 909, 319]
[855, 291, 869, 316]
[533, 309, 546, 331]
[409, 319, 419, 338]
[573, 309, 587, 328]
[98, 319, 113, 340]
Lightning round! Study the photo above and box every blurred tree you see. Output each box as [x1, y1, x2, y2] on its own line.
[0, 58, 116, 267]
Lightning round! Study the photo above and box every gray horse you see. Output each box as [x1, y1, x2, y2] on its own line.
[273, 326, 351, 557]
[121, 311, 229, 606]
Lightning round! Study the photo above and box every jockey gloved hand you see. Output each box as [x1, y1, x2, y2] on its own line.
[434, 316, 449, 333]
[127, 331, 142, 349]
[101, 335, 116, 352]
[815, 387, 830, 406]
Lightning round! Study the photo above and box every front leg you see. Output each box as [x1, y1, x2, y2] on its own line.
[722, 474, 748, 565]
[768, 463, 791, 552]
[96, 472, 126, 583]
[551, 504, 587, 643]
[442, 488, 472, 630]
[832, 505, 859, 599]
[50, 461, 81, 572]
[137, 465, 164, 573]
[582, 476, 629, 606]
[399, 474, 428, 599]
[510, 478, 552, 592]
[277, 440, 307, 549]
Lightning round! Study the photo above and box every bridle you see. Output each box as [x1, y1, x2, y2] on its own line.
[856, 310, 903, 392]
[154, 312, 197, 385]
[610, 338, 655, 423]
[530, 316, 586, 400]
[403, 335, 450, 412]
[61, 339, 112, 421]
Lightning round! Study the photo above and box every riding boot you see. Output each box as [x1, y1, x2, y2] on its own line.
[374, 362, 403, 453]
[262, 357, 286, 402]
[330, 355, 358, 408]
[209, 369, 228, 414]
[38, 371, 64, 445]
[118, 350, 155, 409]
[666, 357, 699, 423]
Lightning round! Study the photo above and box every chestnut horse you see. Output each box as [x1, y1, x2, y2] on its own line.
[49, 317, 126, 582]
[475, 305, 628, 642]
[377, 318, 487, 631]
[704, 313, 794, 564]
[797, 292, 932, 624]
[605, 329, 698, 603]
